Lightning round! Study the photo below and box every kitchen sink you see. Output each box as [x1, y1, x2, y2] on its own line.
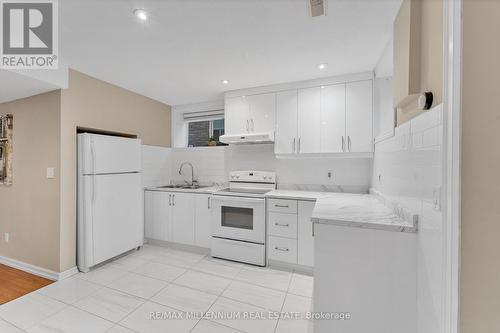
[157, 185, 185, 189]
[156, 185, 209, 190]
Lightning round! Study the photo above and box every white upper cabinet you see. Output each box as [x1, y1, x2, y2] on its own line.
[225, 96, 250, 135]
[298, 87, 322, 154]
[275, 90, 298, 154]
[346, 80, 373, 153]
[321, 84, 346, 153]
[225, 93, 276, 135]
[247, 93, 276, 133]
[226, 73, 373, 155]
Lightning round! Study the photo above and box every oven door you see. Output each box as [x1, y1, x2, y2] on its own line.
[211, 195, 265, 244]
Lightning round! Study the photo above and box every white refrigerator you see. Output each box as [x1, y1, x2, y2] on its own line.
[77, 133, 143, 272]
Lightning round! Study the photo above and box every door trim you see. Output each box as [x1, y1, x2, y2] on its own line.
[442, 0, 462, 332]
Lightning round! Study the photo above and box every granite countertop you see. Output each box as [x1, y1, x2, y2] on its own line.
[311, 195, 418, 233]
[145, 185, 225, 195]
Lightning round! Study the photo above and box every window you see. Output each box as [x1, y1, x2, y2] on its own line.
[188, 118, 227, 147]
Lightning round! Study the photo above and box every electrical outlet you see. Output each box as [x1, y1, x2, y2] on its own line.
[327, 171, 333, 180]
[4, 233, 9, 243]
[378, 174, 382, 183]
[432, 187, 441, 211]
[46, 167, 55, 179]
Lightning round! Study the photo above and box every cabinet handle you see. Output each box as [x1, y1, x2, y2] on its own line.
[274, 204, 289, 208]
[274, 247, 289, 252]
[292, 138, 296, 153]
[251, 119, 254, 132]
[298, 138, 301, 153]
[208, 196, 211, 209]
[348, 136, 351, 152]
[312, 222, 315, 237]
[274, 222, 290, 227]
[342, 136, 345, 152]
[172, 194, 175, 206]
[168, 194, 172, 206]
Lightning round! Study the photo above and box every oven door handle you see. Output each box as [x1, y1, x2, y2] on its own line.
[211, 196, 265, 204]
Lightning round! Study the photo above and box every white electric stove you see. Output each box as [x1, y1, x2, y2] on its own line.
[211, 171, 276, 266]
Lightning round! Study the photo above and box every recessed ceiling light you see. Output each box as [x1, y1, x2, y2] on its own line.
[317, 63, 328, 70]
[134, 9, 148, 21]
[321, 85, 325, 89]
[221, 80, 229, 85]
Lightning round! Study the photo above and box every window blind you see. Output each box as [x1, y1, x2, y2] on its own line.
[183, 109, 224, 122]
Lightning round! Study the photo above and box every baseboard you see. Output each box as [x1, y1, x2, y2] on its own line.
[57, 266, 79, 280]
[267, 259, 314, 276]
[145, 238, 210, 255]
[0, 256, 78, 281]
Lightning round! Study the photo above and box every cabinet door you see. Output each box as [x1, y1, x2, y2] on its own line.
[321, 84, 346, 153]
[275, 90, 298, 154]
[225, 96, 250, 135]
[171, 193, 195, 245]
[145, 191, 155, 239]
[247, 93, 276, 133]
[145, 191, 171, 241]
[298, 87, 321, 153]
[346, 80, 373, 153]
[298, 200, 316, 267]
[195, 194, 212, 248]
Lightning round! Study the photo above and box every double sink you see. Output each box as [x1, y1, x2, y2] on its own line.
[157, 184, 209, 190]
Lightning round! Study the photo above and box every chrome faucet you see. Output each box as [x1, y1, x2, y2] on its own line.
[178, 162, 197, 186]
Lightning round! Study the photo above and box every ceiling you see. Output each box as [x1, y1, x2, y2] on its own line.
[60, 0, 402, 106]
[0, 70, 60, 103]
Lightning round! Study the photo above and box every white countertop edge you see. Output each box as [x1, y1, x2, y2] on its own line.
[265, 193, 319, 201]
[311, 217, 418, 233]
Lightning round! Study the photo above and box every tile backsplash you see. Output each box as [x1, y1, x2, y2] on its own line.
[168, 145, 371, 192]
[371, 104, 444, 333]
[141, 145, 172, 188]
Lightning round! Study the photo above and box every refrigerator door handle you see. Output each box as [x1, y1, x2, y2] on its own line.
[91, 137, 96, 203]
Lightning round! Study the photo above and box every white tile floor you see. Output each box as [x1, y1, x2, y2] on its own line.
[0, 245, 314, 333]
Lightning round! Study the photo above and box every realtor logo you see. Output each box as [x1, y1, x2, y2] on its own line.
[1, 0, 58, 69]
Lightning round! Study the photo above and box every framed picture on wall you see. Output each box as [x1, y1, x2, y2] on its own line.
[0, 115, 13, 185]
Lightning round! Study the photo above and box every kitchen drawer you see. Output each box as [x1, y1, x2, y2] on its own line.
[268, 236, 297, 264]
[268, 212, 297, 239]
[268, 199, 297, 214]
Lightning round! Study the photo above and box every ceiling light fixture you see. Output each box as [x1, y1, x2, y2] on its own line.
[221, 80, 229, 85]
[134, 9, 148, 21]
[317, 63, 328, 70]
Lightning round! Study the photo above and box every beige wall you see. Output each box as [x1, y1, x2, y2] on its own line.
[394, 0, 443, 125]
[461, 1, 500, 331]
[59, 70, 171, 271]
[0, 91, 61, 272]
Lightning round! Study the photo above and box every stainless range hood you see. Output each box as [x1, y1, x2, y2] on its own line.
[219, 132, 275, 145]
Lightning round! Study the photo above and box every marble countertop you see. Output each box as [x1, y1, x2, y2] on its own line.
[265, 189, 329, 201]
[311, 195, 418, 233]
[145, 185, 225, 195]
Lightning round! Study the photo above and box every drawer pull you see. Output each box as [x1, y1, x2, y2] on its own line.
[274, 204, 289, 208]
[274, 246, 289, 252]
[274, 223, 290, 227]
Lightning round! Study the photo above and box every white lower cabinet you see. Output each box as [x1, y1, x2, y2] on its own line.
[195, 194, 212, 248]
[145, 191, 210, 248]
[298, 201, 315, 267]
[268, 236, 297, 264]
[171, 192, 195, 245]
[145, 191, 171, 241]
[266, 198, 315, 268]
